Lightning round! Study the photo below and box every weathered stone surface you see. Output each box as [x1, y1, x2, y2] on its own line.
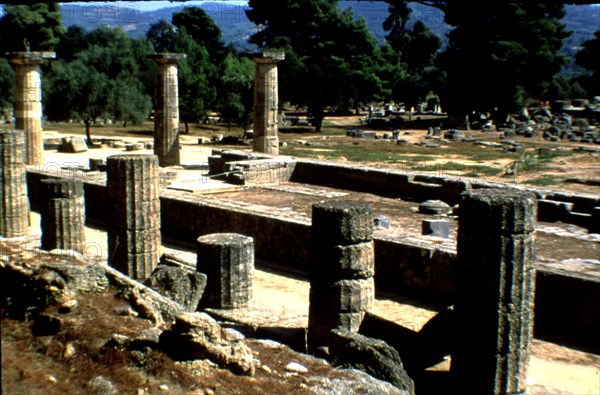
[107, 155, 161, 280]
[39, 178, 84, 199]
[421, 219, 450, 238]
[149, 53, 185, 166]
[41, 198, 85, 252]
[87, 375, 119, 395]
[308, 304, 365, 348]
[453, 188, 537, 395]
[418, 200, 452, 215]
[329, 329, 415, 394]
[104, 265, 183, 323]
[315, 241, 375, 280]
[0, 130, 29, 238]
[310, 278, 374, 313]
[307, 368, 410, 395]
[459, 189, 536, 235]
[143, 264, 207, 311]
[196, 233, 255, 309]
[251, 52, 284, 155]
[312, 200, 373, 246]
[59, 137, 88, 153]
[159, 311, 257, 376]
[8, 52, 55, 165]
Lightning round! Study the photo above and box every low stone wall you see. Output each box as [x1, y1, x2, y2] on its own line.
[25, 168, 599, 349]
[292, 159, 600, 231]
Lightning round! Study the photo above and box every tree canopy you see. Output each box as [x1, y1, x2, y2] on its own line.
[246, 0, 383, 132]
[44, 26, 152, 142]
[0, 3, 64, 52]
[576, 29, 600, 96]
[438, 3, 570, 121]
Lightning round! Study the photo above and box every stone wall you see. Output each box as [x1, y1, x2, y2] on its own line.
[25, 168, 599, 350]
[292, 159, 600, 231]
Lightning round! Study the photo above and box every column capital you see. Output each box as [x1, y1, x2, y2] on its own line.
[249, 51, 285, 64]
[148, 53, 186, 64]
[6, 51, 56, 65]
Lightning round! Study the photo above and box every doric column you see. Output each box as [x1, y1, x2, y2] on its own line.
[196, 233, 255, 309]
[0, 130, 29, 237]
[39, 179, 85, 252]
[308, 200, 375, 353]
[250, 52, 284, 155]
[148, 53, 185, 167]
[107, 154, 161, 280]
[452, 188, 537, 395]
[8, 52, 55, 165]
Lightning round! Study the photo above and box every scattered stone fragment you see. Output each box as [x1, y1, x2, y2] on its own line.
[418, 200, 452, 215]
[285, 362, 309, 373]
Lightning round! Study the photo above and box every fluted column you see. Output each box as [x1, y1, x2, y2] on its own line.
[0, 130, 29, 237]
[149, 53, 185, 167]
[452, 189, 537, 395]
[8, 52, 55, 165]
[107, 154, 161, 280]
[250, 52, 284, 155]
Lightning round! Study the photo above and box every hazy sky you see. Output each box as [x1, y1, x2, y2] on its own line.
[65, 1, 249, 12]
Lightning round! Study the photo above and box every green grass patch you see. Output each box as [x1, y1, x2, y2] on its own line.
[281, 143, 437, 163]
[522, 175, 562, 186]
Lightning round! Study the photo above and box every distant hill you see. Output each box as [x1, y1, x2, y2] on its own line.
[60, 2, 600, 67]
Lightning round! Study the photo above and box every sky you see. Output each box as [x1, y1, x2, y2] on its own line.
[65, 1, 249, 12]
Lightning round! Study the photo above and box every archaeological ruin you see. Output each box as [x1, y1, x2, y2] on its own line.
[1, 49, 599, 395]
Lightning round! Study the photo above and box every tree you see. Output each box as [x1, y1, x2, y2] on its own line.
[216, 54, 254, 130]
[0, 59, 14, 118]
[45, 26, 152, 142]
[576, 29, 600, 96]
[0, 3, 64, 52]
[246, 0, 383, 132]
[438, 3, 570, 122]
[45, 59, 111, 143]
[172, 7, 227, 62]
[382, 1, 442, 112]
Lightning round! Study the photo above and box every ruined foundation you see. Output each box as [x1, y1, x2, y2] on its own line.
[308, 200, 375, 352]
[452, 189, 537, 395]
[0, 130, 29, 237]
[196, 233, 255, 309]
[107, 155, 161, 280]
[39, 179, 85, 252]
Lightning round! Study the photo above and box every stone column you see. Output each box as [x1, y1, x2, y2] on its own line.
[39, 179, 85, 252]
[0, 130, 29, 237]
[452, 189, 537, 395]
[308, 200, 375, 352]
[250, 52, 285, 156]
[196, 233, 254, 309]
[107, 155, 160, 280]
[148, 53, 185, 167]
[8, 52, 55, 165]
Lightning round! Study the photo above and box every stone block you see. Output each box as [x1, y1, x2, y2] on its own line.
[314, 241, 375, 280]
[196, 233, 255, 309]
[144, 265, 207, 312]
[329, 329, 415, 395]
[421, 219, 450, 238]
[312, 200, 373, 246]
[310, 278, 374, 313]
[39, 178, 84, 200]
[418, 200, 452, 215]
[41, 198, 85, 252]
[459, 189, 536, 235]
[60, 137, 88, 153]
